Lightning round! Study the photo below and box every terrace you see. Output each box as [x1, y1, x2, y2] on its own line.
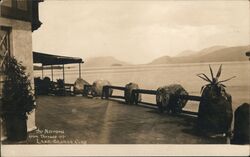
[5, 96, 227, 144]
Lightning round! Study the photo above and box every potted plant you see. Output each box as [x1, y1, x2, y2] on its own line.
[1, 56, 36, 141]
[197, 65, 235, 136]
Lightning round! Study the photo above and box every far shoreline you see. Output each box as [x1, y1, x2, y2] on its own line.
[34, 60, 249, 72]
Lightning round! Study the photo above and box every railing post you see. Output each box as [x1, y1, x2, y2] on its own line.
[62, 64, 65, 82]
[41, 65, 44, 79]
[134, 91, 139, 105]
[102, 86, 110, 99]
[79, 63, 82, 78]
[131, 89, 138, 105]
[51, 65, 54, 82]
[83, 85, 87, 96]
[101, 86, 105, 99]
[83, 84, 92, 97]
[106, 86, 110, 99]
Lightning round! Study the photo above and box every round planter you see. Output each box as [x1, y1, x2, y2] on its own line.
[5, 114, 27, 141]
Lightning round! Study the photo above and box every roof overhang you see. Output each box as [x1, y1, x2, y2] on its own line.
[33, 51, 84, 66]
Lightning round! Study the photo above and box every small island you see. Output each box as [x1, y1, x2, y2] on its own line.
[111, 63, 123, 66]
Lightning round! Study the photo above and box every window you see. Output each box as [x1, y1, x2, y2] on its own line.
[17, 0, 27, 11]
[0, 0, 12, 7]
[0, 29, 10, 97]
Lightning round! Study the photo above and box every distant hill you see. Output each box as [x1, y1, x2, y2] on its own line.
[111, 63, 123, 66]
[176, 45, 227, 57]
[150, 45, 250, 65]
[83, 56, 130, 67]
[196, 46, 228, 57]
[176, 50, 196, 57]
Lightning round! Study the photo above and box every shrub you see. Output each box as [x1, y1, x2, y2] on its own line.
[1, 56, 36, 141]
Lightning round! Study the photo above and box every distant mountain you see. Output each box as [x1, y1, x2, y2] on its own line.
[197, 45, 250, 62]
[149, 56, 173, 64]
[176, 50, 196, 57]
[176, 45, 227, 57]
[150, 45, 250, 65]
[196, 45, 228, 57]
[83, 56, 130, 67]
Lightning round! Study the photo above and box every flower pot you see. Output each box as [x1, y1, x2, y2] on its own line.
[5, 114, 27, 141]
[197, 85, 233, 135]
[231, 103, 250, 144]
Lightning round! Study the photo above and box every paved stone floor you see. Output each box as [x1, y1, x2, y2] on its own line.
[5, 96, 227, 144]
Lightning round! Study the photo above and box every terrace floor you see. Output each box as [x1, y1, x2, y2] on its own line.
[5, 96, 227, 144]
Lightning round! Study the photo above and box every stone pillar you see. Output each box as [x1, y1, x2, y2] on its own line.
[11, 20, 37, 132]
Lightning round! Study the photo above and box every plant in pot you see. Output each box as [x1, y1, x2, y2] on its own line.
[197, 65, 235, 136]
[1, 56, 36, 141]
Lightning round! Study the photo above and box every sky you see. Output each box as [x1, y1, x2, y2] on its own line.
[32, 0, 250, 64]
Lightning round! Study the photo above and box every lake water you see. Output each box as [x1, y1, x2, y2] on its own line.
[34, 61, 250, 112]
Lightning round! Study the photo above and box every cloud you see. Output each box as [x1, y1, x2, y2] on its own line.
[32, 0, 249, 64]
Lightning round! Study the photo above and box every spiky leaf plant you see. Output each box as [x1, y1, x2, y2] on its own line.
[197, 65, 236, 94]
[197, 65, 234, 135]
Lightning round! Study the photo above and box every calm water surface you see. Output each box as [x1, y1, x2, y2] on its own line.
[35, 62, 250, 112]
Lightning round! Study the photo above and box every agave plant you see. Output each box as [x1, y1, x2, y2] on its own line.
[197, 64, 235, 135]
[197, 64, 236, 93]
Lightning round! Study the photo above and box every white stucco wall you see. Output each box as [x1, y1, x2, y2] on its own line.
[0, 17, 36, 140]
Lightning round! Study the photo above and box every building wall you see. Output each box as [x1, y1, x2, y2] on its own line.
[1, 0, 42, 32]
[0, 0, 32, 22]
[0, 17, 36, 140]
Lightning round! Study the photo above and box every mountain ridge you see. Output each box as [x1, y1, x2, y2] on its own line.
[176, 45, 228, 57]
[150, 45, 250, 65]
[81, 45, 250, 67]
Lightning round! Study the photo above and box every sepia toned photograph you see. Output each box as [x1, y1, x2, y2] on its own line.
[0, 0, 249, 156]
